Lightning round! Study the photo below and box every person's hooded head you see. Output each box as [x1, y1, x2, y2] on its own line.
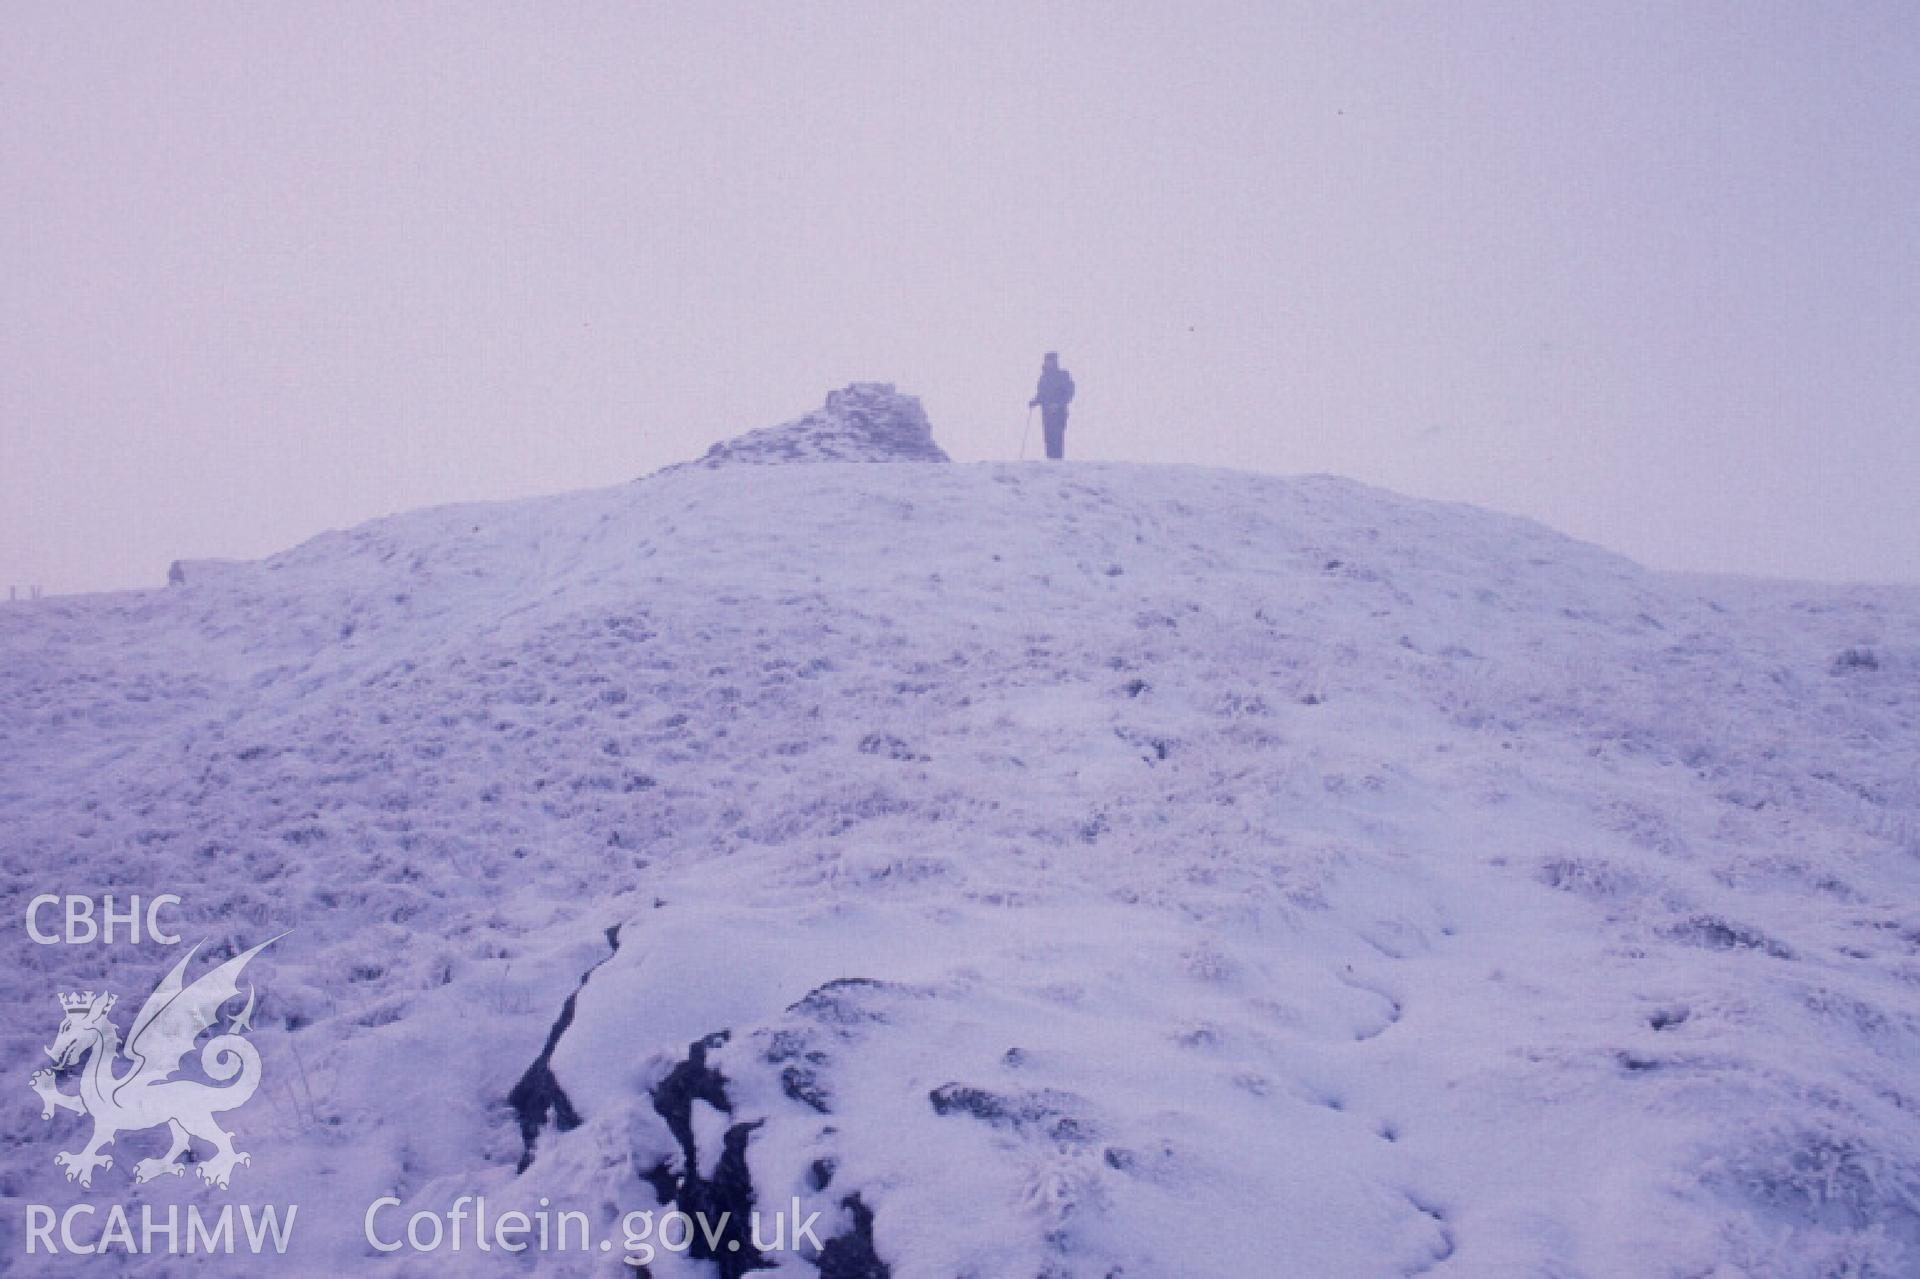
[1042, 351, 1059, 369]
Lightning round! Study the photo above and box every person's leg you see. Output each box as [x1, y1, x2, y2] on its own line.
[1043, 410, 1066, 460]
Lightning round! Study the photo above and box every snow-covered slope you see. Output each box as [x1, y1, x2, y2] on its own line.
[3, 386, 1918, 1277]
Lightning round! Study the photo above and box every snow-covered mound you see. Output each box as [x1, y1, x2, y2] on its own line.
[2, 388, 1919, 1277]
[680, 382, 948, 470]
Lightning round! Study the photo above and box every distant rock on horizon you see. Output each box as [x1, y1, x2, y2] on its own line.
[677, 381, 949, 471]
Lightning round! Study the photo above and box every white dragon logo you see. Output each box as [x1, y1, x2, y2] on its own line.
[30, 936, 280, 1190]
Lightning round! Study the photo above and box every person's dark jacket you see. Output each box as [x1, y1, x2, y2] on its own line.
[1031, 367, 1075, 411]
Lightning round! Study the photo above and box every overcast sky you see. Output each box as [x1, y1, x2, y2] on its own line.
[3, 2, 1915, 595]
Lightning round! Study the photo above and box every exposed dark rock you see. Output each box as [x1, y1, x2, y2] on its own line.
[786, 977, 896, 1024]
[765, 1026, 834, 1113]
[639, 1159, 677, 1206]
[781, 1063, 834, 1115]
[927, 1083, 1094, 1146]
[767, 979, 920, 1115]
[817, 1194, 889, 1279]
[647, 1032, 771, 1278]
[507, 924, 622, 1172]
[652, 1031, 733, 1157]
[529, 970, 904, 1278]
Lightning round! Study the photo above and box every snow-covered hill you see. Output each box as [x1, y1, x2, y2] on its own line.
[3, 386, 1918, 1277]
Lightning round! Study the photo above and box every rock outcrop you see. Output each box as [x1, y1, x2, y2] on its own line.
[680, 383, 948, 470]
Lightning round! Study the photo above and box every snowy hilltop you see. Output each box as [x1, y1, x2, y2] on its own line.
[2, 386, 1919, 1277]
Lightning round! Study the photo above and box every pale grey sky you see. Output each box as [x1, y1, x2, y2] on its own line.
[4, 2, 1915, 594]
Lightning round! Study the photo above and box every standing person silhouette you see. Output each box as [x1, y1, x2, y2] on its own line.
[1028, 352, 1075, 460]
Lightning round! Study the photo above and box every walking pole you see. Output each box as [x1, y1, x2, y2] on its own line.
[1019, 404, 1035, 460]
